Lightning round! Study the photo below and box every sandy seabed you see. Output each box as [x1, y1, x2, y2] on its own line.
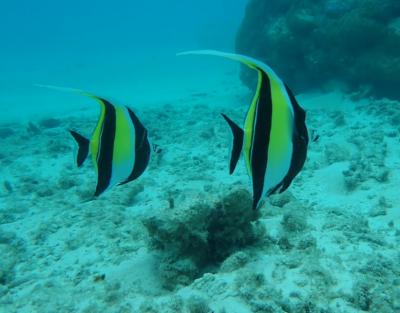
[0, 71, 399, 313]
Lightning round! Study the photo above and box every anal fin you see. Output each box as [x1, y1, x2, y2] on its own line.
[221, 113, 244, 174]
[69, 130, 90, 167]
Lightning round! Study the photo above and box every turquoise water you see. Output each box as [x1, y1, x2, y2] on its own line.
[1, 1, 399, 313]
[0, 0, 247, 121]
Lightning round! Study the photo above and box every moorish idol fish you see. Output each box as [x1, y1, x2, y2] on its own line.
[36, 85, 151, 197]
[177, 50, 309, 210]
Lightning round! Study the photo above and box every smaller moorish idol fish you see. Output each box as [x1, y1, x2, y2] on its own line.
[177, 51, 309, 210]
[36, 85, 151, 197]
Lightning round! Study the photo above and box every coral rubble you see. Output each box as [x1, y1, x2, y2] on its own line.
[143, 189, 263, 290]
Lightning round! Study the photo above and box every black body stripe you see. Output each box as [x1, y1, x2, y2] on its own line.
[250, 71, 273, 210]
[94, 99, 116, 197]
[279, 85, 309, 193]
[120, 107, 151, 184]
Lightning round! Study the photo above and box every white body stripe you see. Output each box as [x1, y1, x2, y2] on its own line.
[262, 95, 295, 200]
[262, 141, 293, 198]
[109, 105, 136, 190]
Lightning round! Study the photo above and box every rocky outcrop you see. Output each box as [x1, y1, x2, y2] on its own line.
[236, 0, 400, 99]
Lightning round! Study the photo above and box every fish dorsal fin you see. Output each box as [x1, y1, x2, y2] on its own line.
[34, 83, 109, 158]
[34, 84, 84, 93]
[34, 84, 107, 106]
[221, 113, 244, 175]
[177, 50, 280, 81]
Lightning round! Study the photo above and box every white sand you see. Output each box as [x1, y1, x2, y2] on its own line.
[0, 66, 399, 313]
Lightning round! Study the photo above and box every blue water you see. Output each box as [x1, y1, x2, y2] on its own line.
[0, 0, 247, 121]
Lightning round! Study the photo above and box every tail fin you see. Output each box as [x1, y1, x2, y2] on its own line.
[221, 113, 244, 175]
[69, 130, 89, 167]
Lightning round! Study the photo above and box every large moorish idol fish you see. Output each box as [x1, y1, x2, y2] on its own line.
[177, 50, 309, 210]
[37, 85, 151, 197]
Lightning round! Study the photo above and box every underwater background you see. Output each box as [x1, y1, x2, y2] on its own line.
[0, 0, 399, 313]
[0, 0, 247, 121]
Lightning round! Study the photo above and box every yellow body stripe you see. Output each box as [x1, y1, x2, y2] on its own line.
[243, 70, 262, 176]
[90, 98, 106, 174]
[113, 106, 134, 165]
